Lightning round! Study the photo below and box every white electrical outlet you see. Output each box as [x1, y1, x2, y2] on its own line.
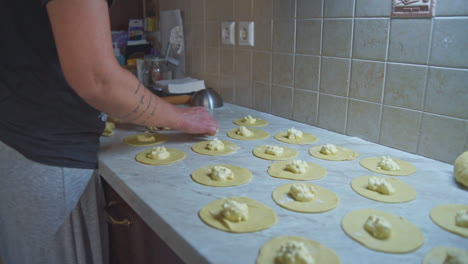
[238, 21, 254, 46]
[221, 21, 235, 45]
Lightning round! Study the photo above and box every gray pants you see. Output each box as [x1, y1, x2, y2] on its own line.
[0, 141, 108, 264]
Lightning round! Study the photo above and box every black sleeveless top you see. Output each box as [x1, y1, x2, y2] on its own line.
[0, 1, 105, 169]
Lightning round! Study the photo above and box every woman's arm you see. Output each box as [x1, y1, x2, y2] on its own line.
[46, 0, 219, 135]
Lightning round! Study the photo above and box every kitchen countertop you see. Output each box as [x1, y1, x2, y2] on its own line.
[98, 103, 467, 264]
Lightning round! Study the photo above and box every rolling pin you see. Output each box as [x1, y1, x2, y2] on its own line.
[161, 95, 192, 105]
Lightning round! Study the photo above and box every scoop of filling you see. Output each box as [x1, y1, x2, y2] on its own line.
[364, 215, 392, 239]
[209, 166, 234, 181]
[242, 115, 257, 124]
[289, 184, 317, 202]
[275, 240, 315, 264]
[236, 126, 254, 137]
[377, 156, 400, 171]
[221, 199, 248, 222]
[319, 144, 338, 155]
[286, 127, 303, 140]
[366, 177, 395, 195]
[147, 146, 170, 160]
[265, 145, 284, 156]
[207, 138, 225, 151]
[285, 160, 309, 174]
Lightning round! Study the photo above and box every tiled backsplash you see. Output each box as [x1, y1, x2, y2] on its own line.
[159, 0, 468, 164]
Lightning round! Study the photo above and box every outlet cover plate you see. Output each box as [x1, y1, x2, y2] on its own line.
[221, 21, 235, 45]
[238, 21, 254, 46]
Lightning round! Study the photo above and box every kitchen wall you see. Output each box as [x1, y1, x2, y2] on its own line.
[159, 0, 468, 164]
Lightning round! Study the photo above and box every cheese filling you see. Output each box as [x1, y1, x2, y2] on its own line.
[289, 183, 317, 202]
[377, 156, 401, 171]
[286, 127, 303, 140]
[285, 160, 309, 174]
[275, 241, 315, 264]
[147, 146, 170, 160]
[366, 177, 395, 195]
[242, 115, 257, 124]
[265, 145, 284, 156]
[364, 215, 392, 239]
[455, 209, 468, 228]
[319, 144, 338, 155]
[443, 250, 468, 264]
[236, 126, 254, 137]
[221, 199, 249, 222]
[136, 131, 156, 142]
[206, 138, 225, 151]
[209, 166, 234, 181]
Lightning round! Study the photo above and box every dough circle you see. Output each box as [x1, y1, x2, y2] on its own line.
[268, 161, 327, 181]
[198, 196, 277, 233]
[351, 176, 417, 203]
[124, 132, 168, 146]
[309, 145, 358, 161]
[272, 183, 339, 213]
[226, 127, 270, 141]
[135, 148, 186, 165]
[454, 151, 468, 187]
[423, 247, 468, 264]
[359, 157, 417, 176]
[274, 131, 318, 145]
[191, 140, 237, 156]
[253, 145, 298, 161]
[233, 118, 268, 127]
[430, 204, 468, 238]
[341, 209, 424, 253]
[256, 236, 341, 264]
[191, 164, 252, 187]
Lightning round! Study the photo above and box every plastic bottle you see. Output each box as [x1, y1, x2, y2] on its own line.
[113, 43, 125, 66]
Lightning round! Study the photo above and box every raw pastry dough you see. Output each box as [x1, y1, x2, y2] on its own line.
[253, 145, 298, 161]
[256, 236, 341, 264]
[309, 145, 358, 161]
[191, 139, 237, 156]
[454, 151, 468, 188]
[360, 157, 416, 176]
[341, 209, 424, 253]
[233, 116, 268, 127]
[423, 247, 468, 264]
[430, 204, 468, 238]
[198, 196, 277, 233]
[124, 132, 168, 147]
[274, 130, 317, 145]
[135, 147, 185, 165]
[272, 183, 339, 213]
[351, 176, 417, 203]
[102, 122, 116, 137]
[268, 160, 327, 181]
[227, 127, 270, 140]
[191, 164, 252, 187]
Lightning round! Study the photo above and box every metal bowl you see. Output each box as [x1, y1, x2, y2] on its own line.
[190, 88, 223, 108]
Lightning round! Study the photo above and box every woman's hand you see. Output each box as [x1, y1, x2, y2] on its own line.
[173, 106, 219, 136]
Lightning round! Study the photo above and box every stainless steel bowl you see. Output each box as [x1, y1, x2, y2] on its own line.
[190, 88, 223, 108]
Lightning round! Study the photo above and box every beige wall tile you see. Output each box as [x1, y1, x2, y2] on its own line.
[293, 89, 318, 125]
[355, 0, 391, 17]
[320, 57, 350, 96]
[272, 85, 293, 119]
[384, 63, 427, 110]
[352, 19, 389, 61]
[418, 113, 468, 163]
[236, 49, 253, 80]
[296, 19, 322, 55]
[253, 82, 271, 113]
[205, 47, 219, 74]
[253, 51, 272, 83]
[295, 55, 319, 91]
[272, 53, 294, 87]
[379, 106, 421, 153]
[254, 20, 272, 51]
[204, 73, 219, 90]
[346, 99, 382, 143]
[273, 20, 295, 53]
[220, 48, 235, 76]
[324, 0, 355, 18]
[254, 0, 273, 20]
[191, 47, 206, 74]
[318, 94, 347, 133]
[191, 23, 205, 48]
[235, 0, 253, 20]
[190, 0, 205, 23]
[425, 67, 468, 119]
[205, 22, 219, 47]
[350, 60, 385, 103]
[219, 76, 235, 103]
[205, 0, 234, 21]
[430, 18, 468, 68]
[297, 0, 323, 18]
[235, 80, 253, 107]
[322, 19, 353, 58]
[274, 0, 296, 19]
[388, 19, 431, 65]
